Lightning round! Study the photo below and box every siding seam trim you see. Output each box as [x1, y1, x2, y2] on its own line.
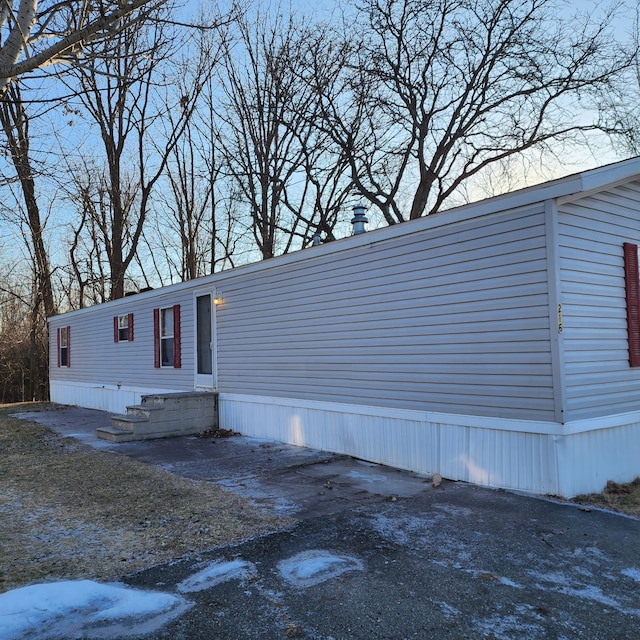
[546, 199, 568, 425]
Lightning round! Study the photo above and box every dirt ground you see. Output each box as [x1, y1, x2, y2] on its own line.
[0, 403, 289, 594]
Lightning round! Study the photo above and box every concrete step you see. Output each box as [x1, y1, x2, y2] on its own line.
[97, 391, 219, 442]
[140, 396, 165, 407]
[111, 415, 149, 431]
[125, 404, 164, 419]
[96, 426, 141, 443]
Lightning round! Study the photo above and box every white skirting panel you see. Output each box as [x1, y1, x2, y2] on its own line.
[219, 393, 640, 498]
[556, 419, 640, 498]
[50, 380, 178, 414]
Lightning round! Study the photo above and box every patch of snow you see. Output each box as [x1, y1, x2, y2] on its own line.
[529, 571, 570, 586]
[529, 571, 640, 617]
[278, 550, 363, 588]
[432, 503, 472, 518]
[572, 546, 607, 560]
[473, 613, 545, 639]
[370, 512, 435, 546]
[346, 467, 425, 497]
[0, 580, 190, 640]
[177, 559, 256, 593]
[513, 604, 546, 621]
[241, 437, 280, 445]
[348, 470, 386, 483]
[622, 568, 640, 582]
[499, 576, 524, 589]
[437, 601, 461, 618]
[216, 476, 299, 514]
[463, 569, 523, 589]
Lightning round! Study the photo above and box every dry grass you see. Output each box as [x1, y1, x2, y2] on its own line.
[0, 403, 290, 594]
[572, 478, 640, 518]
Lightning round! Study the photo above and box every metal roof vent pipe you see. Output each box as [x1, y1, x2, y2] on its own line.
[312, 231, 322, 246]
[351, 204, 369, 235]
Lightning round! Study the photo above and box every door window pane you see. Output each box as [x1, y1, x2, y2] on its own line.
[197, 295, 212, 375]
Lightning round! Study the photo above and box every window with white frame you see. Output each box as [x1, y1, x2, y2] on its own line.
[154, 305, 181, 368]
[117, 314, 135, 342]
[160, 307, 175, 367]
[59, 326, 69, 367]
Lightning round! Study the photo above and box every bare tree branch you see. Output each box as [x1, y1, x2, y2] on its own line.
[312, 0, 634, 222]
[0, 0, 170, 96]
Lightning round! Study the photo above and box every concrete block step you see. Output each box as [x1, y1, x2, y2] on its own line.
[98, 391, 219, 443]
[125, 404, 164, 419]
[111, 415, 149, 431]
[120, 420, 212, 437]
[96, 426, 141, 443]
[140, 395, 169, 406]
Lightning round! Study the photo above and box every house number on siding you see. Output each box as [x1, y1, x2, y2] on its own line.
[557, 304, 563, 333]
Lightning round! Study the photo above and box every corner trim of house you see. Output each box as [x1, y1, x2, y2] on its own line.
[545, 198, 568, 423]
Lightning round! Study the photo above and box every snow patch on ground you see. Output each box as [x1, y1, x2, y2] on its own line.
[0, 580, 189, 640]
[498, 576, 524, 588]
[432, 503, 473, 518]
[216, 476, 299, 514]
[437, 600, 461, 619]
[177, 559, 256, 593]
[370, 512, 435, 546]
[278, 550, 363, 588]
[529, 570, 640, 617]
[473, 612, 545, 639]
[348, 470, 386, 483]
[622, 568, 640, 582]
[464, 569, 523, 589]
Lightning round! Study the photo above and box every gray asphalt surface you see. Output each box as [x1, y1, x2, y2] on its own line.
[13, 406, 640, 640]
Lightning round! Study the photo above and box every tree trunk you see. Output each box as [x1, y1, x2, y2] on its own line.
[0, 85, 56, 319]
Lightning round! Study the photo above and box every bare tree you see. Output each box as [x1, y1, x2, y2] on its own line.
[66, 164, 113, 307]
[598, 8, 640, 157]
[151, 54, 244, 282]
[215, 9, 343, 259]
[63, 6, 216, 299]
[0, 232, 50, 401]
[0, 82, 55, 318]
[313, 0, 634, 223]
[0, 81, 57, 399]
[0, 0, 169, 97]
[163, 128, 215, 281]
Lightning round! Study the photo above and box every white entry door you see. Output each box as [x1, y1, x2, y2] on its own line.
[195, 292, 215, 388]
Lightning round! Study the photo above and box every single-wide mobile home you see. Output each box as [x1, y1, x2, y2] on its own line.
[49, 157, 640, 497]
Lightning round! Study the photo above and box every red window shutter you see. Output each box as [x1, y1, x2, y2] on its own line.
[114, 316, 119, 343]
[173, 304, 181, 368]
[153, 308, 160, 368]
[66, 326, 70, 367]
[57, 328, 60, 368]
[128, 313, 134, 341]
[624, 242, 640, 367]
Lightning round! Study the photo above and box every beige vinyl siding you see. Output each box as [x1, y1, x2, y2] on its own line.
[216, 204, 555, 420]
[558, 180, 640, 420]
[49, 201, 555, 420]
[49, 289, 196, 392]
